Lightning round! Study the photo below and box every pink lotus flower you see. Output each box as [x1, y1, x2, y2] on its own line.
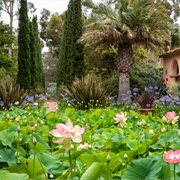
[114, 112, 127, 127]
[164, 111, 179, 124]
[49, 119, 85, 151]
[164, 150, 180, 164]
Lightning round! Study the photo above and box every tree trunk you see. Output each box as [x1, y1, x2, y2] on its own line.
[117, 44, 133, 102]
[118, 72, 130, 102]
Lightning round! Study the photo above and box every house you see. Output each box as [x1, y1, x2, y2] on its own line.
[159, 47, 180, 88]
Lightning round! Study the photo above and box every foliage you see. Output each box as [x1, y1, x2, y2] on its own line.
[133, 87, 157, 109]
[84, 44, 117, 77]
[57, 0, 85, 87]
[79, 0, 170, 101]
[43, 52, 57, 84]
[0, 68, 15, 84]
[29, 18, 38, 89]
[171, 22, 180, 48]
[103, 70, 119, 97]
[0, 101, 180, 179]
[46, 14, 63, 54]
[17, 0, 31, 90]
[0, 22, 17, 77]
[46, 82, 57, 99]
[130, 63, 163, 91]
[60, 74, 111, 110]
[0, 83, 28, 110]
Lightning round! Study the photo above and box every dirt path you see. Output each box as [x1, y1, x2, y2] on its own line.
[44, 101, 58, 113]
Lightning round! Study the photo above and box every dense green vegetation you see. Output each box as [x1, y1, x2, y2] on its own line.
[57, 0, 84, 88]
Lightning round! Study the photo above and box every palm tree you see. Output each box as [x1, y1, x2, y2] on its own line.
[78, 0, 170, 102]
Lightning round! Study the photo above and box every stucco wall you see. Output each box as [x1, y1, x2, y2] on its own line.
[162, 52, 180, 88]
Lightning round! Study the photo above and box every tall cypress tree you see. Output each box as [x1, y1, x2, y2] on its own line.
[29, 16, 44, 89]
[17, 0, 31, 90]
[70, 0, 84, 78]
[57, 0, 84, 87]
[29, 18, 37, 89]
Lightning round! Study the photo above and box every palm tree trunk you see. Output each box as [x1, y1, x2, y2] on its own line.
[118, 72, 130, 102]
[117, 44, 133, 102]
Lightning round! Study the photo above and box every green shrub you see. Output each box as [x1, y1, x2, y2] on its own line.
[62, 74, 111, 110]
[130, 63, 162, 91]
[0, 68, 15, 84]
[0, 83, 28, 110]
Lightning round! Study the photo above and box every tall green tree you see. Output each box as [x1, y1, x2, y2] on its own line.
[29, 15, 44, 89]
[57, 0, 85, 87]
[17, 0, 31, 90]
[79, 0, 170, 101]
[0, 22, 17, 77]
[29, 17, 37, 89]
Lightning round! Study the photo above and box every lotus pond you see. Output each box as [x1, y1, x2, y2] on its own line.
[0, 102, 180, 180]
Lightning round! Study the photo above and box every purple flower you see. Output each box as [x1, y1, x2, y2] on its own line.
[127, 90, 132, 95]
[26, 96, 34, 103]
[133, 88, 138, 92]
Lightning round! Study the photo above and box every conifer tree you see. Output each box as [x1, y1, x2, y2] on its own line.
[29, 16, 44, 89]
[29, 18, 37, 89]
[17, 0, 31, 90]
[57, 0, 84, 87]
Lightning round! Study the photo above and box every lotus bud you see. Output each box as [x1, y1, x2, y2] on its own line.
[17, 126, 21, 133]
[18, 138, 22, 142]
[15, 118, 19, 122]
[178, 130, 180, 137]
[161, 127, 166, 133]
[50, 174, 54, 178]
[106, 154, 111, 164]
[15, 151, 19, 157]
[33, 137, 37, 145]
[149, 129, 154, 134]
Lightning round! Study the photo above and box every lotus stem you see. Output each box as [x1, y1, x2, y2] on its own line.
[68, 150, 73, 180]
[34, 143, 48, 180]
[174, 164, 176, 180]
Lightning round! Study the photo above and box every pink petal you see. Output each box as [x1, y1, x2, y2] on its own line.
[172, 111, 176, 117]
[64, 131, 75, 138]
[56, 123, 71, 135]
[53, 138, 64, 143]
[65, 119, 73, 129]
[74, 125, 85, 135]
[72, 135, 82, 143]
[114, 117, 120, 123]
[63, 138, 71, 151]
[49, 129, 62, 137]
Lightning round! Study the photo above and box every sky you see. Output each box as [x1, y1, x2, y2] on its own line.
[1, 0, 179, 29]
[1, 0, 102, 27]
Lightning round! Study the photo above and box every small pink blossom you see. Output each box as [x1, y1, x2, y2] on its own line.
[114, 112, 127, 127]
[76, 143, 91, 151]
[164, 111, 179, 124]
[164, 150, 180, 164]
[49, 119, 85, 151]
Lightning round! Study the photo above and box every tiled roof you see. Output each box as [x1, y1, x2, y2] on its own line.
[159, 47, 180, 58]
